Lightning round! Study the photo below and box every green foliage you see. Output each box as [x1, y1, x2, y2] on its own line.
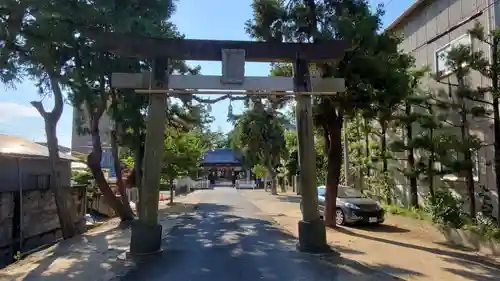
[425, 189, 466, 228]
[71, 169, 93, 185]
[13, 251, 21, 262]
[161, 126, 206, 181]
[252, 164, 268, 179]
[232, 98, 287, 170]
[247, 0, 416, 208]
[122, 156, 134, 169]
[383, 204, 430, 221]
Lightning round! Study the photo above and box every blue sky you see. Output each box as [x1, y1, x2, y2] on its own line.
[0, 0, 412, 148]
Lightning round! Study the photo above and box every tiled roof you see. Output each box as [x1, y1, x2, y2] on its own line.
[36, 142, 71, 154]
[0, 134, 75, 160]
[201, 149, 241, 165]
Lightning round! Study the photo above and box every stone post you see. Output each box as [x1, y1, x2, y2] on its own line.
[293, 56, 329, 253]
[130, 58, 169, 255]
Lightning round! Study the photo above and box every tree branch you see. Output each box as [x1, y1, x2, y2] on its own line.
[48, 73, 64, 120]
[30, 101, 48, 119]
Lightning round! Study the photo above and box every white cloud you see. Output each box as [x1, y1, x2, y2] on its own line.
[0, 102, 39, 122]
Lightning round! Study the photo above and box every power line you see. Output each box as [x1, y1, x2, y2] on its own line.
[385, 0, 394, 8]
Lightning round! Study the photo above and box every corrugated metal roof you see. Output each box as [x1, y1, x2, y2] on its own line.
[201, 149, 241, 165]
[0, 134, 76, 160]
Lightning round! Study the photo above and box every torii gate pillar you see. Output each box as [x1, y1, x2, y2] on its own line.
[130, 59, 169, 255]
[294, 57, 330, 253]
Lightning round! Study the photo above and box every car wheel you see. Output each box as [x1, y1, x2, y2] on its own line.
[335, 208, 345, 225]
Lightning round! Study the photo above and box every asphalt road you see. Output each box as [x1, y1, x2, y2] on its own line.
[118, 188, 402, 281]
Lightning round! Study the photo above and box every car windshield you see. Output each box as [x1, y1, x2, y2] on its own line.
[338, 186, 363, 198]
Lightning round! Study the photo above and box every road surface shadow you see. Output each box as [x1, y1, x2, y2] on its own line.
[347, 224, 410, 234]
[119, 203, 422, 281]
[275, 195, 302, 204]
[0, 203, 197, 281]
[335, 226, 500, 281]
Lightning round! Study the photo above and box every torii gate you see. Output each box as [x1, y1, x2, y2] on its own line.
[88, 30, 348, 255]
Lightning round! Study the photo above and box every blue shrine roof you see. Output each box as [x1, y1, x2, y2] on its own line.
[201, 149, 241, 165]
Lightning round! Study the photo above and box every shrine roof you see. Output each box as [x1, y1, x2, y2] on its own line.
[201, 149, 241, 165]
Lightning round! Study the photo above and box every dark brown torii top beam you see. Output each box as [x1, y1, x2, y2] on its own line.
[85, 30, 349, 62]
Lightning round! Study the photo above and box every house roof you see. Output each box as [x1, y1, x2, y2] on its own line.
[0, 134, 76, 161]
[36, 142, 71, 154]
[201, 149, 241, 165]
[386, 0, 429, 32]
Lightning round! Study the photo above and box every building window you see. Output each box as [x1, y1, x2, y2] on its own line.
[435, 34, 471, 76]
[26, 174, 51, 190]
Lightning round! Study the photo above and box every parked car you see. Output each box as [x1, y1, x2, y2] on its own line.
[317, 185, 385, 225]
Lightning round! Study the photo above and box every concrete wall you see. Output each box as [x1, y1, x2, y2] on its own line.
[386, 0, 499, 215]
[0, 187, 86, 267]
[0, 156, 71, 193]
[0, 192, 14, 266]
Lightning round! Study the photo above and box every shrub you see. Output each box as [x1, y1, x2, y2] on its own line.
[425, 188, 466, 228]
[72, 169, 93, 185]
[462, 212, 500, 241]
[384, 204, 429, 221]
[478, 185, 494, 219]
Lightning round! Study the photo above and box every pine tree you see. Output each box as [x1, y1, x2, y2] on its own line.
[434, 43, 488, 218]
[466, 23, 500, 224]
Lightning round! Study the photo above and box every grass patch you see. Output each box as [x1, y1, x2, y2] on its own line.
[383, 204, 430, 221]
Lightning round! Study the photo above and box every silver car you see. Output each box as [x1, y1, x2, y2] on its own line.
[317, 185, 385, 225]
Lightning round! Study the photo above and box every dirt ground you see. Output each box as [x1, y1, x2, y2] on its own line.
[241, 189, 500, 281]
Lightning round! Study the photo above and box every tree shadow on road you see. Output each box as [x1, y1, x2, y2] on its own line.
[334, 226, 500, 281]
[347, 224, 410, 234]
[119, 202, 423, 281]
[0, 203, 197, 281]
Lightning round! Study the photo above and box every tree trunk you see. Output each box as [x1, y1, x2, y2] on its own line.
[364, 118, 371, 177]
[280, 177, 286, 192]
[356, 120, 364, 190]
[31, 75, 77, 239]
[324, 115, 343, 227]
[87, 110, 134, 221]
[381, 120, 391, 205]
[493, 97, 500, 225]
[132, 142, 143, 215]
[428, 110, 436, 198]
[110, 130, 132, 215]
[406, 108, 418, 207]
[268, 166, 278, 195]
[45, 120, 77, 238]
[169, 178, 174, 205]
[490, 39, 500, 225]
[457, 79, 476, 218]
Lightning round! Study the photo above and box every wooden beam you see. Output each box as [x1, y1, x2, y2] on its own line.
[86, 31, 349, 62]
[111, 73, 346, 92]
[134, 89, 339, 95]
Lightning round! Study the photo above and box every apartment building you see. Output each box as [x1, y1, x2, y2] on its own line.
[387, 0, 498, 212]
[71, 106, 116, 176]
